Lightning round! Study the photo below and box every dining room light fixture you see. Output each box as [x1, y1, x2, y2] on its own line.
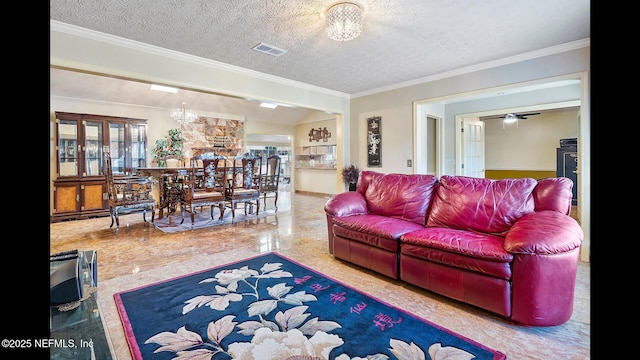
[170, 101, 198, 126]
[326, 2, 363, 41]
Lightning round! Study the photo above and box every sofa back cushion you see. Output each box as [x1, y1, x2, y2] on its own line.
[426, 175, 536, 235]
[533, 177, 573, 215]
[357, 170, 383, 194]
[365, 173, 438, 225]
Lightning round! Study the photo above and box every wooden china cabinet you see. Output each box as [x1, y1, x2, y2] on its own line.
[51, 112, 148, 222]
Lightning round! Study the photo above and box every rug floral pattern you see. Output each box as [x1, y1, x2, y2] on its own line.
[115, 253, 505, 360]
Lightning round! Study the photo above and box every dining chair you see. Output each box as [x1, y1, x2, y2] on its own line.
[103, 153, 155, 233]
[225, 152, 262, 219]
[180, 153, 227, 227]
[163, 155, 184, 168]
[260, 154, 281, 211]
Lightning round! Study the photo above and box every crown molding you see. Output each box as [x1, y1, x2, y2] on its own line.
[352, 38, 590, 98]
[50, 20, 350, 99]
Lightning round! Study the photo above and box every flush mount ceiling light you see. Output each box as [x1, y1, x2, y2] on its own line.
[150, 84, 178, 93]
[170, 101, 198, 126]
[260, 102, 278, 109]
[326, 2, 363, 41]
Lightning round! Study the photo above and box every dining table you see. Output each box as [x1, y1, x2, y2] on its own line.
[136, 164, 262, 225]
[135, 166, 193, 224]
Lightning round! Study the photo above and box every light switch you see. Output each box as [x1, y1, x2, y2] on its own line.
[407, 159, 412, 167]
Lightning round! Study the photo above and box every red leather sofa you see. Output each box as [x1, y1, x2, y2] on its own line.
[324, 171, 583, 326]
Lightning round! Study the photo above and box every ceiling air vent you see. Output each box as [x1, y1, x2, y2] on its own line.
[252, 43, 287, 57]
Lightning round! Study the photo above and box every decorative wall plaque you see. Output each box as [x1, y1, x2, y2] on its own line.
[367, 116, 381, 167]
[308, 127, 331, 142]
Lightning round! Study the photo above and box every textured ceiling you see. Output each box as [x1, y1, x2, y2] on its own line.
[49, 0, 590, 95]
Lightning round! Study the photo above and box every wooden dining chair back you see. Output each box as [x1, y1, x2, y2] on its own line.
[103, 152, 155, 233]
[261, 154, 281, 210]
[181, 153, 227, 227]
[226, 152, 262, 219]
[162, 155, 184, 168]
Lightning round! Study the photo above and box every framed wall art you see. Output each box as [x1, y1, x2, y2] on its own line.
[367, 116, 381, 167]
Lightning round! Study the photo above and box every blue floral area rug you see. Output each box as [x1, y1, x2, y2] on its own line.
[115, 252, 506, 360]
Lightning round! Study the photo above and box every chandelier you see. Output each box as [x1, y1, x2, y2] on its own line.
[170, 102, 198, 126]
[326, 2, 363, 41]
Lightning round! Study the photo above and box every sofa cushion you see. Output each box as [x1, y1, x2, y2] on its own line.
[402, 227, 513, 260]
[533, 177, 573, 215]
[356, 170, 383, 194]
[426, 175, 536, 235]
[333, 214, 424, 252]
[365, 173, 438, 225]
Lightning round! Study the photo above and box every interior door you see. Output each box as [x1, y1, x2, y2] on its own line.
[413, 112, 442, 176]
[425, 116, 437, 175]
[460, 118, 485, 178]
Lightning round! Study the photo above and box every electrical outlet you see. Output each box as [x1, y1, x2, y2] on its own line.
[407, 159, 412, 167]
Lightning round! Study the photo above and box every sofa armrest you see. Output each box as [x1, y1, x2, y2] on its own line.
[504, 210, 583, 326]
[504, 211, 583, 255]
[324, 192, 369, 255]
[324, 191, 369, 217]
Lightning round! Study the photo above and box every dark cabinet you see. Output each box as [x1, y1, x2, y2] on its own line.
[556, 139, 577, 206]
[52, 112, 148, 222]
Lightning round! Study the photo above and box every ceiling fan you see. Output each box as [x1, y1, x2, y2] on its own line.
[480, 112, 540, 122]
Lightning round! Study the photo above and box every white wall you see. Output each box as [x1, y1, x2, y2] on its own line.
[356, 107, 413, 174]
[246, 120, 296, 139]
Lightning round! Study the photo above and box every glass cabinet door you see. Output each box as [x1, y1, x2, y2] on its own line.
[57, 119, 79, 177]
[84, 121, 104, 177]
[129, 123, 147, 174]
[109, 123, 126, 175]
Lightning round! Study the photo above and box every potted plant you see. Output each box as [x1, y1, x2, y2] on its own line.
[152, 128, 184, 167]
[341, 164, 360, 191]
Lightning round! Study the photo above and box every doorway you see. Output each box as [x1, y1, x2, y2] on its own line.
[413, 112, 444, 176]
[456, 100, 580, 178]
[246, 133, 293, 191]
[457, 117, 485, 178]
[413, 72, 590, 263]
